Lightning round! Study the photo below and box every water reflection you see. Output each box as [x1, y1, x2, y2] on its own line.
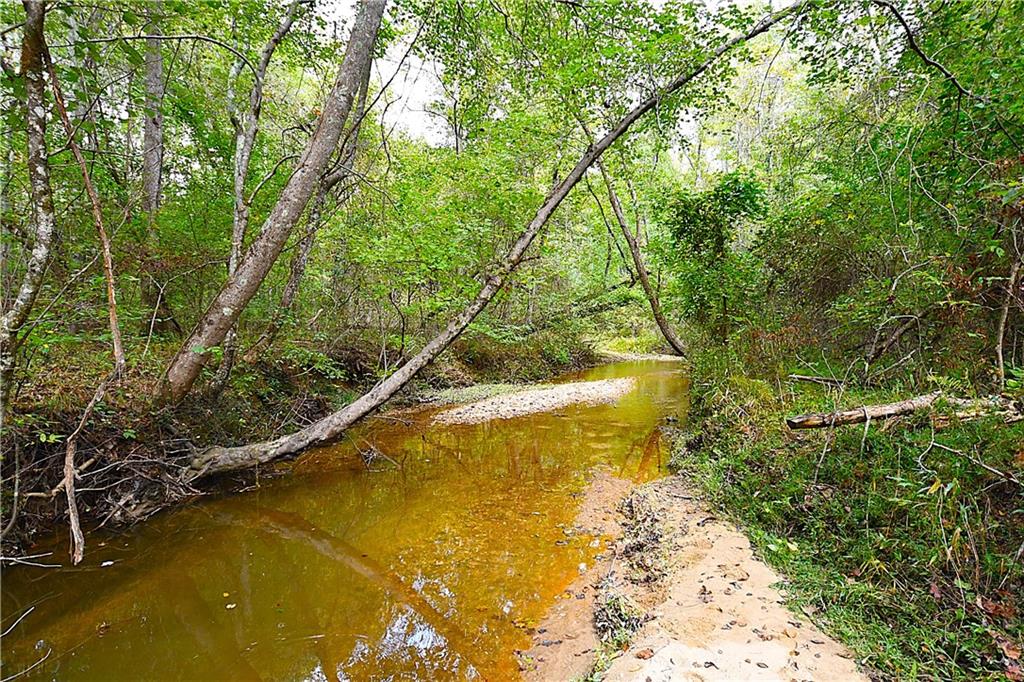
[1, 361, 687, 681]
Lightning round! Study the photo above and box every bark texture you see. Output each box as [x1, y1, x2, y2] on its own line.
[1, 1, 58, 424]
[598, 161, 687, 356]
[190, 1, 806, 475]
[158, 0, 386, 404]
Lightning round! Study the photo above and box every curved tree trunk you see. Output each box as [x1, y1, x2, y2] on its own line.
[1, 0, 58, 426]
[598, 161, 687, 356]
[189, 2, 805, 476]
[157, 0, 386, 405]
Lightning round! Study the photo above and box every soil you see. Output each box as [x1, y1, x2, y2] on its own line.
[433, 377, 638, 425]
[520, 470, 868, 681]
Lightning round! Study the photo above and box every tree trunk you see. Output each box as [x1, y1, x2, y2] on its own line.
[139, 9, 180, 335]
[158, 0, 386, 404]
[209, 0, 309, 395]
[241, 190, 323, 364]
[1, 0, 58, 426]
[189, 2, 805, 476]
[598, 161, 687, 356]
[243, 69, 371, 365]
[996, 231, 1021, 391]
[45, 36, 127, 376]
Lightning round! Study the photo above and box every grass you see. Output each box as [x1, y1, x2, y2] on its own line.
[576, 582, 644, 682]
[670, 353, 1024, 680]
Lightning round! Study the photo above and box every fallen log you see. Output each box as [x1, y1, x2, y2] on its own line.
[786, 392, 1024, 430]
[932, 396, 1024, 428]
[786, 391, 941, 429]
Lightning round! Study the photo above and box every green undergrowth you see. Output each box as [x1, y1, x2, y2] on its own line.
[671, 348, 1024, 680]
[595, 330, 668, 356]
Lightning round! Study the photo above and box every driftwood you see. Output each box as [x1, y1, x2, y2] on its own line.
[787, 391, 1024, 429]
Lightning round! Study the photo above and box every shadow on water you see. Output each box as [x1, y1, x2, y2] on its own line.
[0, 360, 688, 681]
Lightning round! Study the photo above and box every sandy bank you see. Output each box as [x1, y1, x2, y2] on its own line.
[432, 377, 637, 425]
[520, 471, 868, 681]
[597, 350, 687, 363]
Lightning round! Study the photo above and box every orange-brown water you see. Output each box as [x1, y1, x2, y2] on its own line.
[0, 360, 687, 681]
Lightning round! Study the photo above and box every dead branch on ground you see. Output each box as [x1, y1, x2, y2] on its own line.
[787, 392, 1024, 430]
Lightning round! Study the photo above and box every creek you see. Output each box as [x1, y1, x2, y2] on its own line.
[0, 360, 688, 681]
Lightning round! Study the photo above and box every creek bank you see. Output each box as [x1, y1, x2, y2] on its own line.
[675, 352, 1024, 679]
[1, 334, 600, 555]
[520, 469, 867, 681]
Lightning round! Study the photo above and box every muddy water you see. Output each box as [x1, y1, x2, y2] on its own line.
[1, 361, 687, 681]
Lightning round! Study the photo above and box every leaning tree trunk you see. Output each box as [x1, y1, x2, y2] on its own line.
[139, 9, 180, 335]
[241, 188, 324, 364]
[242, 67, 372, 365]
[598, 161, 687, 356]
[1, 0, 58, 427]
[210, 0, 310, 395]
[189, 1, 806, 476]
[157, 0, 386, 404]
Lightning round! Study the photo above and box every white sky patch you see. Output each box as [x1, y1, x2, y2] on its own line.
[375, 36, 448, 145]
[317, 0, 446, 145]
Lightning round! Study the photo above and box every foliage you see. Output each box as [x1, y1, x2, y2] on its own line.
[661, 171, 765, 260]
[671, 350, 1024, 679]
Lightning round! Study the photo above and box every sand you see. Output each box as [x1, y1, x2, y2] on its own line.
[432, 377, 637, 425]
[522, 472, 868, 682]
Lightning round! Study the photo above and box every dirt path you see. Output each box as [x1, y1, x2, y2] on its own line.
[520, 471, 867, 681]
[433, 377, 637, 425]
